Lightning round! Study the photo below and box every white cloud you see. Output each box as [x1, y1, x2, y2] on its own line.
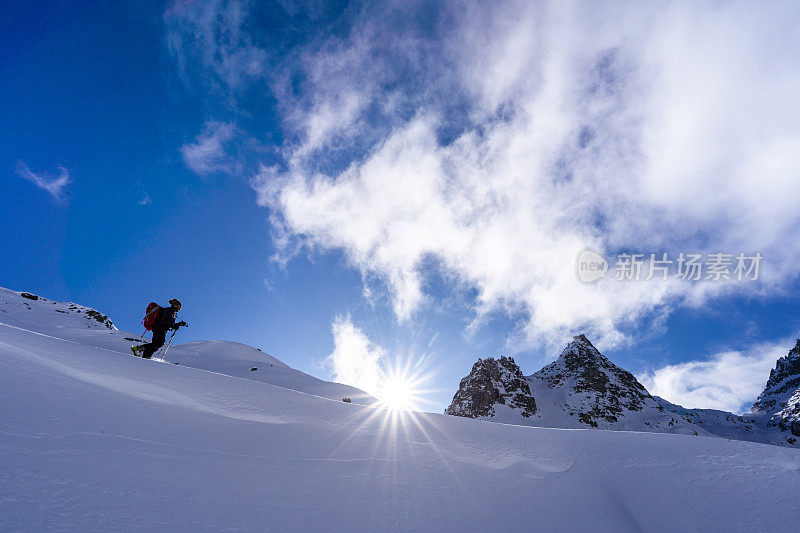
[327, 315, 385, 397]
[180, 121, 238, 176]
[138, 195, 151, 206]
[167, 2, 800, 350]
[639, 338, 796, 414]
[15, 160, 71, 202]
[253, 2, 800, 350]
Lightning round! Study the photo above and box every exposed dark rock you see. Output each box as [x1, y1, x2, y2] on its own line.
[83, 309, 115, 330]
[20, 292, 38, 300]
[445, 356, 536, 418]
[752, 340, 800, 436]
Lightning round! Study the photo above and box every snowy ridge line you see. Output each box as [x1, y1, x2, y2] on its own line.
[0, 321, 375, 410]
[164, 364, 378, 410]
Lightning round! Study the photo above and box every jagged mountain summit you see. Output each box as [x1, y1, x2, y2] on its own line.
[446, 334, 800, 447]
[532, 334, 660, 428]
[445, 356, 537, 418]
[751, 339, 800, 437]
[447, 335, 701, 434]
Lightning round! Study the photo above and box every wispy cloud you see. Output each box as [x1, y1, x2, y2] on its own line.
[180, 121, 239, 176]
[164, 0, 267, 96]
[639, 338, 796, 414]
[15, 160, 71, 202]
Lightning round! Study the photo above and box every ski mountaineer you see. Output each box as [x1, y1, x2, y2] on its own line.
[132, 298, 187, 359]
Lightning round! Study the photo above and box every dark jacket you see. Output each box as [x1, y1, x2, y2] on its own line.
[154, 305, 179, 332]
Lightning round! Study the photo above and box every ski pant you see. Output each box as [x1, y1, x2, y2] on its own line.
[141, 328, 167, 359]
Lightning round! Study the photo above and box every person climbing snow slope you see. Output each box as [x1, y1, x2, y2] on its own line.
[132, 298, 187, 359]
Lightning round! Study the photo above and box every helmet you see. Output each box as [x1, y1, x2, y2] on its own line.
[169, 298, 182, 308]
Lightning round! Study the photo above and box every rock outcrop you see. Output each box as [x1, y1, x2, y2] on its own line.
[445, 356, 536, 419]
[751, 340, 800, 437]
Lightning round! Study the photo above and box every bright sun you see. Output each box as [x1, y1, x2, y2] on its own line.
[374, 357, 432, 411]
[379, 376, 415, 410]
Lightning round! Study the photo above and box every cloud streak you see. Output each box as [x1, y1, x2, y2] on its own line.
[639, 338, 796, 414]
[15, 161, 71, 202]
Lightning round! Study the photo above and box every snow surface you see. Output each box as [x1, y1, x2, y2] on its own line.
[2, 289, 800, 531]
[165, 341, 374, 405]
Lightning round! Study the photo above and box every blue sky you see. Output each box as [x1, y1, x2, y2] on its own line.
[2, 1, 800, 413]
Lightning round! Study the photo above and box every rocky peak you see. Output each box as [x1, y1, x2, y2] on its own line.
[553, 334, 616, 375]
[755, 340, 800, 404]
[532, 334, 655, 426]
[752, 340, 800, 436]
[538, 336, 649, 399]
[444, 356, 537, 419]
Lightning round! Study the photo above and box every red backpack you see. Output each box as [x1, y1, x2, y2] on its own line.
[142, 302, 162, 332]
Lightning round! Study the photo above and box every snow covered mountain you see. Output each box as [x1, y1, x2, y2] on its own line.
[446, 334, 800, 447]
[3, 287, 800, 530]
[750, 339, 800, 439]
[447, 335, 704, 434]
[654, 397, 796, 447]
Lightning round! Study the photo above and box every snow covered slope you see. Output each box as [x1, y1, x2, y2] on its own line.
[167, 340, 374, 404]
[654, 397, 796, 447]
[0, 287, 373, 404]
[3, 291, 800, 530]
[446, 335, 800, 447]
[0, 287, 116, 333]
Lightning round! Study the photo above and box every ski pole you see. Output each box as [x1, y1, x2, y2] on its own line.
[160, 329, 178, 360]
